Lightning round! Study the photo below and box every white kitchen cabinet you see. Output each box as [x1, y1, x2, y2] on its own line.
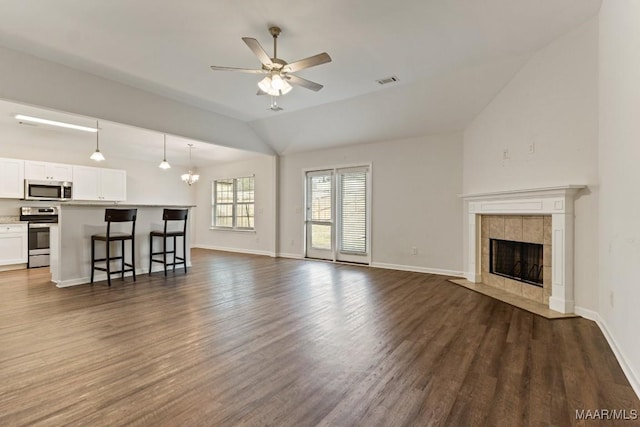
[72, 166, 126, 201]
[25, 160, 73, 182]
[0, 158, 25, 199]
[0, 224, 28, 266]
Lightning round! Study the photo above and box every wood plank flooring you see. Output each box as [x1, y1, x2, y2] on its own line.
[0, 249, 638, 426]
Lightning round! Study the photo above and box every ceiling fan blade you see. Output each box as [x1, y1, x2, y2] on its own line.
[210, 65, 266, 74]
[286, 74, 324, 92]
[242, 37, 273, 67]
[284, 52, 331, 73]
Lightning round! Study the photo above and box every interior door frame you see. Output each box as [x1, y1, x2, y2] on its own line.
[303, 163, 372, 264]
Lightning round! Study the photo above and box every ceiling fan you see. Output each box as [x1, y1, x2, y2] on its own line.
[210, 26, 332, 97]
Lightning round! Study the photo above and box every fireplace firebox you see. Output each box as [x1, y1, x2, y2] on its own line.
[490, 239, 543, 287]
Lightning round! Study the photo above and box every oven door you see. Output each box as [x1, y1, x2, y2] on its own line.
[28, 224, 51, 267]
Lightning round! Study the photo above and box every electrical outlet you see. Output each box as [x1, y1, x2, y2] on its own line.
[411, 247, 418, 255]
[502, 149, 510, 160]
[528, 143, 536, 154]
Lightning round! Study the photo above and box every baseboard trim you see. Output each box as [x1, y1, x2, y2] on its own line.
[574, 306, 640, 400]
[276, 252, 304, 259]
[55, 264, 192, 288]
[192, 244, 276, 258]
[0, 263, 28, 272]
[370, 262, 464, 278]
[573, 306, 598, 321]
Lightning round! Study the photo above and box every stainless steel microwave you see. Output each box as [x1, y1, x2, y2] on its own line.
[24, 180, 72, 201]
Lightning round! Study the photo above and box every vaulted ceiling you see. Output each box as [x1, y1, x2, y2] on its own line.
[0, 0, 601, 155]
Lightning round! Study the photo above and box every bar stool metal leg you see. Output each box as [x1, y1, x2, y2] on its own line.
[106, 240, 111, 287]
[132, 235, 136, 282]
[163, 236, 167, 276]
[173, 235, 177, 272]
[91, 238, 95, 284]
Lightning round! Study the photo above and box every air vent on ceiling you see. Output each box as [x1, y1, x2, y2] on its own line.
[376, 76, 399, 85]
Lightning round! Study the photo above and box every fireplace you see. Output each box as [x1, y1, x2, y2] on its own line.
[490, 239, 543, 286]
[461, 186, 585, 314]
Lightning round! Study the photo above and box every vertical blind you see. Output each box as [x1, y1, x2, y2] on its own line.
[338, 168, 368, 254]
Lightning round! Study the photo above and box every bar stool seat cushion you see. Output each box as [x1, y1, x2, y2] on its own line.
[150, 230, 185, 237]
[92, 232, 133, 241]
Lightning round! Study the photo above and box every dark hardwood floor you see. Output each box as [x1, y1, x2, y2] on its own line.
[0, 249, 638, 426]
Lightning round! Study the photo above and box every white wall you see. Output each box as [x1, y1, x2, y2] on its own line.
[192, 155, 278, 256]
[0, 45, 272, 155]
[0, 121, 194, 215]
[598, 0, 640, 396]
[279, 134, 463, 275]
[462, 18, 599, 312]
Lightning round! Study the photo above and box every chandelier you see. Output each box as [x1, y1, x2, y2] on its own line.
[181, 144, 200, 185]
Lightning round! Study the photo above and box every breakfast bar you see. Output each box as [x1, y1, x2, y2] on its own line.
[51, 203, 194, 287]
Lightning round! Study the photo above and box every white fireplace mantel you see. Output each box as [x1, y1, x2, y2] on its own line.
[461, 186, 586, 314]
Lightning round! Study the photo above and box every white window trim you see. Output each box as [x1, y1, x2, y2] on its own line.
[211, 175, 255, 231]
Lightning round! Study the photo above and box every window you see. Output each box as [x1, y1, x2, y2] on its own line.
[212, 176, 255, 229]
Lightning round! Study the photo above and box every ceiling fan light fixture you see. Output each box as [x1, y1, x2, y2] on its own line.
[271, 74, 284, 90]
[278, 79, 292, 95]
[258, 75, 272, 93]
[259, 77, 292, 96]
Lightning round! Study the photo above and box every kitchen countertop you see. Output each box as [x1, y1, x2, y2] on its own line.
[0, 216, 28, 224]
[59, 203, 195, 208]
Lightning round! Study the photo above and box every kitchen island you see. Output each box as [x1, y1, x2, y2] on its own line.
[51, 203, 194, 287]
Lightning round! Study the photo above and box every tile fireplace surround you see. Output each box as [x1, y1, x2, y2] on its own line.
[461, 186, 585, 314]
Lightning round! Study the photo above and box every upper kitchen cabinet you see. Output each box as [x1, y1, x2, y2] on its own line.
[72, 166, 126, 201]
[0, 157, 25, 199]
[25, 161, 73, 182]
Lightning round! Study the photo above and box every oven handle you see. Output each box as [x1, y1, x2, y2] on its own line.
[28, 223, 52, 229]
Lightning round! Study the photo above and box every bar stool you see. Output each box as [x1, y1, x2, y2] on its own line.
[91, 208, 137, 286]
[149, 209, 188, 276]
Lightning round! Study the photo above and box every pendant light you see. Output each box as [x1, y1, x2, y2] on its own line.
[89, 120, 105, 162]
[181, 144, 200, 185]
[158, 134, 171, 170]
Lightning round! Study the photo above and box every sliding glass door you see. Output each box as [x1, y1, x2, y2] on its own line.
[305, 166, 370, 264]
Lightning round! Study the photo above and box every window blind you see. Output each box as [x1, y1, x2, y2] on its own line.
[339, 169, 367, 254]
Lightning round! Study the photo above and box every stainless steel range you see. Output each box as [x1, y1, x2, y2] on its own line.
[20, 206, 58, 268]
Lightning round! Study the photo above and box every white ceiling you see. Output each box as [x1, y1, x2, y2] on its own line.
[0, 0, 601, 154]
